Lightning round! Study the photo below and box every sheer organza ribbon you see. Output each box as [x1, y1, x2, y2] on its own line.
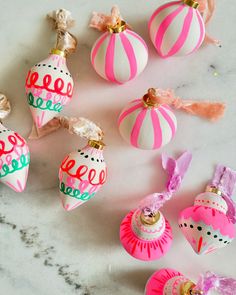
[197, 0, 220, 46]
[89, 5, 131, 32]
[210, 164, 236, 223]
[145, 88, 225, 122]
[195, 271, 236, 295]
[47, 8, 77, 55]
[0, 94, 11, 121]
[140, 151, 192, 217]
[29, 116, 104, 141]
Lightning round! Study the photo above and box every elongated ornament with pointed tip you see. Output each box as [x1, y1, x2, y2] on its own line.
[25, 9, 77, 128]
[120, 151, 192, 260]
[0, 95, 30, 192]
[90, 6, 148, 84]
[179, 165, 236, 255]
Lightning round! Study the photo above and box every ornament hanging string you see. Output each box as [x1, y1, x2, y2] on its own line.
[139, 151, 192, 219]
[47, 8, 77, 55]
[0, 94, 11, 121]
[197, 0, 220, 46]
[210, 164, 236, 223]
[89, 5, 131, 32]
[144, 88, 225, 122]
[194, 271, 236, 295]
[29, 116, 104, 141]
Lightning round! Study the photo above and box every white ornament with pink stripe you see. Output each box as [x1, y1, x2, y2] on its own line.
[194, 192, 228, 213]
[118, 98, 177, 150]
[0, 123, 30, 192]
[148, 0, 205, 58]
[91, 28, 148, 84]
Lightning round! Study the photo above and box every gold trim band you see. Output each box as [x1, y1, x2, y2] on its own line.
[88, 140, 105, 150]
[107, 20, 127, 33]
[140, 211, 160, 226]
[50, 48, 66, 57]
[181, 281, 203, 295]
[183, 0, 199, 9]
[206, 185, 223, 196]
[142, 94, 159, 108]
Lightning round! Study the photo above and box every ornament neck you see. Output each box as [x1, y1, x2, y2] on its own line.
[142, 89, 160, 108]
[140, 211, 160, 225]
[205, 185, 222, 196]
[183, 0, 199, 9]
[88, 140, 105, 150]
[107, 20, 127, 33]
[50, 48, 66, 58]
[181, 281, 203, 295]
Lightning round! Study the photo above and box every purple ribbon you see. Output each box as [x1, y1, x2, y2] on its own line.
[195, 271, 236, 295]
[140, 151, 192, 216]
[210, 164, 236, 223]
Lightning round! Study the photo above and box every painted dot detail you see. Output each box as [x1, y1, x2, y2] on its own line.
[214, 235, 217, 238]
[207, 232, 211, 235]
[190, 225, 193, 228]
[197, 226, 202, 231]
[184, 223, 187, 227]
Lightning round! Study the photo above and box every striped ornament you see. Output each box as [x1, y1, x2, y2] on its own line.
[91, 29, 148, 84]
[148, 1, 205, 58]
[118, 99, 177, 150]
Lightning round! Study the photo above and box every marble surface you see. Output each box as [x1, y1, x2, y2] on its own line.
[0, 0, 236, 294]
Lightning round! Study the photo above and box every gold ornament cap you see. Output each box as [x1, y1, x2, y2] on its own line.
[88, 139, 105, 150]
[181, 281, 203, 295]
[206, 185, 223, 196]
[140, 211, 160, 226]
[183, 0, 199, 9]
[107, 20, 127, 33]
[50, 48, 66, 57]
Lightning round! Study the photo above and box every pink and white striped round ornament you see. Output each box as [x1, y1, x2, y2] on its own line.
[118, 98, 177, 150]
[91, 27, 148, 84]
[148, 0, 205, 58]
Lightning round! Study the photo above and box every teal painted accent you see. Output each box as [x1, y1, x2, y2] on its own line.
[0, 153, 30, 179]
[60, 182, 95, 201]
[27, 93, 62, 112]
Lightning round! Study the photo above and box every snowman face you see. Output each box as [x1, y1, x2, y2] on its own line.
[59, 145, 107, 211]
[25, 54, 74, 128]
[0, 124, 30, 192]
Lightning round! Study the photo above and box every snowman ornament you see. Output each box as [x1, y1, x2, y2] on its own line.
[0, 94, 30, 192]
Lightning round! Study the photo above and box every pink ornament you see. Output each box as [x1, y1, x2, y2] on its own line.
[90, 6, 148, 84]
[118, 96, 177, 150]
[25, 9, 77, 128]
[118, 88, 225, 150]
[59, 140, 107, 211]
[26, 53, 74, 128]
[0, 124, 30, 192]
[179, 165, 236, 255]
[148, 0, 205, 57]
[120, 152, 192, 261]
[145, 268, 236, 295]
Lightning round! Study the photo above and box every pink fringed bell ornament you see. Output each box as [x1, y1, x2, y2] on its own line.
[120, 151, 192, 261]
[90, 5, 148, 84]
[148, 0, 219, 58]
[57, 117, 107, 211]
[0, 94, 30, 192]
[145, 268, 236, 295]
[118, 88, 225, 150]
[25, 9, 77, 129]
[179, 165, 236, 254]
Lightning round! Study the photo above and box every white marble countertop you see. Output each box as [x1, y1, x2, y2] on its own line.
[0, 0, 236, 294]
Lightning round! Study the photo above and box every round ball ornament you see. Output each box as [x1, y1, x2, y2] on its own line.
[145, 268, 236, 295]
[120, 152, 192, 261]
[0, 94, 30, 192]
[90, 6, 148, 84]
[179, 164, 236, 255]
[148, 0, 205, 57]
[118, 88, 225, 150]
[25, 9, 77, 128]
